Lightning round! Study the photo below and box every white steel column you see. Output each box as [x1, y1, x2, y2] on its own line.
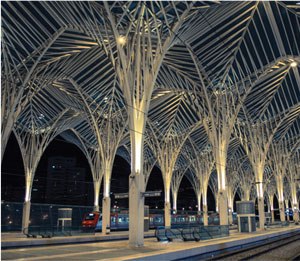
[22, 175, 33, 233]
[129, 170, 145, 246]
[197, 194, 201, 214]
[291, 180, 299, 222]
[278, 183, 286, 222]
[164, 181, 171, 227]
[202, 187, 208, 226]
[93, 180, 101, 212]
[269, 195, 275, 222]
[102, 197, 111, 234]
[22, 201, 31, 234]
[128, 105, 146, 246]
[293, 203, 299, 222]
[102, 171, 111, 235]
[256, 181, 265, 230]
[172, 193, 177, 214]
[217, 158, 228, 226]
[285, 200, 290, 221]
[279, 201, 285, 221]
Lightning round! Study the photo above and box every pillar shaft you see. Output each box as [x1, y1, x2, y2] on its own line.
[102, 171, 111, 234]
[129, 173, 144, 246]
[293, 205, 299, 222]
[244, 189, 250, 201]
[279, 201, 285, 221]
[228, 194, 233, 225]
[258, 197, 265, 230]
[218, 190, 228, 225]
[172, 193, 177, 213]
[197, 194, 201, 214]
[202, 190, 208, 226]
[216, 160, 228, 226]
[285, 200, 290, 221]
[22, 175, 33, 233]
[93, 180, 101, 211]
[164, 201, 171, 227]
[164, 180, 171, 227]
[102, 197, 111, 234]
[22, 201, 31, 233]
[203, 204, 208, 226]
[215, 196, 219, 213]
[271, 210, 275, 222]
[228, 211, 233, 225]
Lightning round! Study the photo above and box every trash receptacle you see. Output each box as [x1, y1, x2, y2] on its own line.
[106, 226, 110, 234]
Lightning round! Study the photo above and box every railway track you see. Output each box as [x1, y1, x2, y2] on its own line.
[205, 230, 300, 260]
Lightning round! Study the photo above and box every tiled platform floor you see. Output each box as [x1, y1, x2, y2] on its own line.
[2, 225, 300, 260]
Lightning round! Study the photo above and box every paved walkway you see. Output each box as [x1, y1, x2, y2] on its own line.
[2, 226, 300, 260]
[1, 230, 155, 248]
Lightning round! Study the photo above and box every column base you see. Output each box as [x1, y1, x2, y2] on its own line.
[165, 202, 171, 228]
[129, 173, 144, 247]
[102, 197, 111, 235]
[22, 201, 31, 234]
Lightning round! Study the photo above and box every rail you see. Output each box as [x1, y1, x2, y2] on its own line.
[207, 229, 300, 261]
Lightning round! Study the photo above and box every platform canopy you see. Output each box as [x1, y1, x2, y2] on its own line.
[2, 1, 300, 245]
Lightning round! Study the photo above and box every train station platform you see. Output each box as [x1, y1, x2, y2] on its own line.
[1, 230, 156, 249]
[2, 225, 300, 260]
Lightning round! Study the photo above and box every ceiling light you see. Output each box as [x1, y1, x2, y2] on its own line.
[291, 61, 297, 67]
[118, 36, 126, 45]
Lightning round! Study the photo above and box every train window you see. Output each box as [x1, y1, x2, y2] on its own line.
[126, 217, 129, 222]
[118, 217, 123, 223]
[150, 217, 153, 223]
[111, 217, 116, 223]
[155, 216, 162, 222]
[85, 213, 95, 220]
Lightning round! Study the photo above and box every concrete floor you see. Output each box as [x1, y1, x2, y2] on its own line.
[2, 226, 300, 260]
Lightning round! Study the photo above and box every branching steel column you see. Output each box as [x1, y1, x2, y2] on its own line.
[1, 29, 65, 160]
[102, 1, 192, 246]
[269, 137, 300, 222]
[171, 170, 185, 213]
[14, 108, 72, 233]
[188, 147, 215, 226]
[287, 151, 300, 222]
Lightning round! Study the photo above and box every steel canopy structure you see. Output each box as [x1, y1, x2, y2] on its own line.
[1, 1, 300, 246]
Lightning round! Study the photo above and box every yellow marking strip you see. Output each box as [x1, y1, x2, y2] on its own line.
[12, 249, 113, 260]
[2, 242, 103, 252]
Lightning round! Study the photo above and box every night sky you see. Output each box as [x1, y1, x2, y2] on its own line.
[2, 133, 215, 211]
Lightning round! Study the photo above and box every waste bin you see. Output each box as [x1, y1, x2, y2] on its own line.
[236, 201, 256, 232]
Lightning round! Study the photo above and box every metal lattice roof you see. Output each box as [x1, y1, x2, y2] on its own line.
[2, 1, 300, 204]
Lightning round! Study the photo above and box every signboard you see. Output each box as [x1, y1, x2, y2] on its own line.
[114, 193, 129, 199]
[141, 190, 161, 197]
[114, 191, 161, 199]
